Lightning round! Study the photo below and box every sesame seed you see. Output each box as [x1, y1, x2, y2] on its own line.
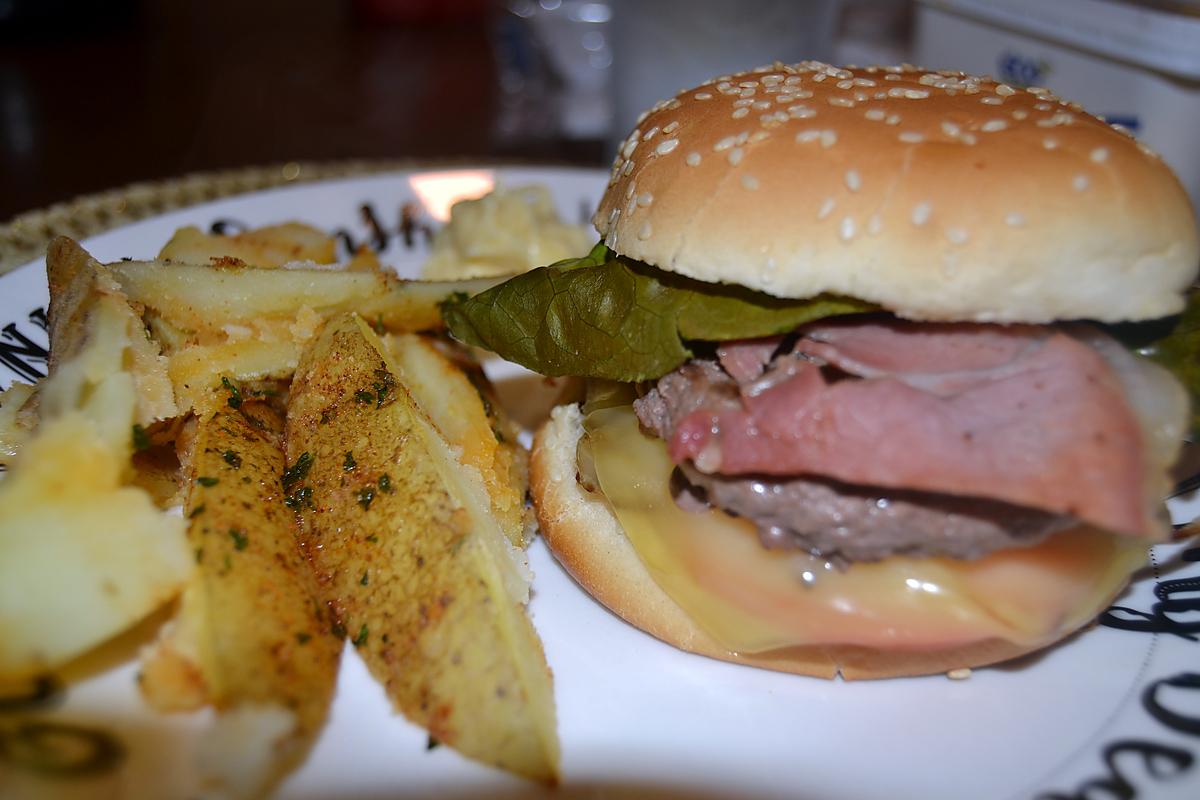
[911, 202, 932, 226]
[853, 91, 870, 102]
[715, 136, 737, 151]
[839, 216, 856, 242]
[941, 121, 961, 137]
[1090, 147, 1109, 163]
[728, 147, 744, 166]
[817, 196, 836, 220]
[608, 206, 620, 222]
[981, 119, 1007, 132]
[694, 92, 713, 100]
[864, 108, 886, 121]
[961, 133, 977, 145]
[1005, 212, 1026, 227]
[753, 100, 772, 111]
[622, 137, 638, 158]
[828, 96, 856, 108]
[663, 121, 680, 134]
[899, 131, 925, 143]
[734, 98, 755, 108]
[1035, 102, 1052, 111]
[741, 174, 759, 190]
[945, 226, 969, 245]
[1011, 109, 1028, 120]
[1073, 174, 1090, 191]
[845, 169, 862, 192]
[732, 107, 750, 119]
[637, 192, 654, 207]
[625, 182, 635, 198]
[642, 126, 660, 140]
[820, 130, 838, 148]
[622, 160, 634, 176]
[637, 222, 652, 240]
[904, 89, 930, 99]
[884, 73, 902, 81]
[836, 79, 853, 90]
[655, 138, 679, 155]
[995, 84, 1015, 96]
[874, 91, 887, 100]
[788, 104, 816, 119]
[739, 81, 759, 89]
[885, 114, 901, 125]
[796, 130, 821, 144]
[686, 151, 701, 166]
[739, 88, 756, 99]
[980, 96, 1003, 105]
[1042, 137, 1058, 150]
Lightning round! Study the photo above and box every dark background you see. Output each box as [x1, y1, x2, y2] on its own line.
[0, 0, 606, 222]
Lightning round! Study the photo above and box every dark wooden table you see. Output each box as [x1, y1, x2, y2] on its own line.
[0, 0, 605, 223]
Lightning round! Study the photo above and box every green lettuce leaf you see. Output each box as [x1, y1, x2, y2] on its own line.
[1138, 291, 1200, 436]
[442, 250, 876, 382]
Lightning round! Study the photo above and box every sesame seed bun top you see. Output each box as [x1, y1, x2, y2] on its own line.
[593, 62, 1199, 323]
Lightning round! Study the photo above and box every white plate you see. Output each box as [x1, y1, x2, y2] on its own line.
[1, 166, 1198, 800]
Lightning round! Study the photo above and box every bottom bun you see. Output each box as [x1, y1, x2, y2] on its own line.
[531, 403, 1133, 680]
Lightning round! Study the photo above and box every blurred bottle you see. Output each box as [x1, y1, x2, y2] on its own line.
[492, 0, 614, 152]
[607, 0, 841, 147]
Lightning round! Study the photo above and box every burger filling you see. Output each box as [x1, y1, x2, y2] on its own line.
[443, 246, 1195, 567]
[634, 318, 1186, 562]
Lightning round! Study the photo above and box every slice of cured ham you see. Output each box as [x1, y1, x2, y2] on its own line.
[665, 321, 1161, 538]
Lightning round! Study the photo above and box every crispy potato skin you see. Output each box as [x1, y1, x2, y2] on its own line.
[286, 315, 559, 783]
[141, 402, 341, 796]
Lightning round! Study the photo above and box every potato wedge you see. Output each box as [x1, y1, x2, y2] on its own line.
[383, 334, 530, 548]
[141, 402, 340, 798]
[286, 314, 559, 783]
[159, 223, 337, 267]
[111, 258, 504, 338]
[45, 237, 177, 434]
[0, 415, 190, 681]
[0, 240, 188, 680]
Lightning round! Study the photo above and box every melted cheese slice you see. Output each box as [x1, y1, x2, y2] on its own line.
[584, 404, 1147, 653]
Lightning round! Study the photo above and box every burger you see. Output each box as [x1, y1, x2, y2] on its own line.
[443, 62, 1200, 678]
